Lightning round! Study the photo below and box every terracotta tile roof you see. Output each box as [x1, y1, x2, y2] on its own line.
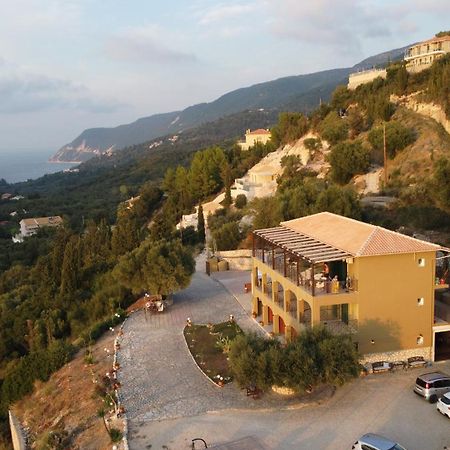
[281, 212, 444, 257]
[247, 129, 271, 135]
[21, 216, 63, 227]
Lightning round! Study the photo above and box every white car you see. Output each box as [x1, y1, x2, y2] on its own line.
[352, 433, 407, 450]
[437, 392, 450, 418]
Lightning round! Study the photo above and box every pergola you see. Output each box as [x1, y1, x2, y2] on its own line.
[253, 226, 354, 296]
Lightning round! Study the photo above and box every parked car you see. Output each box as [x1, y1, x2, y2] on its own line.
[352, 433, 407, 450]
[413, 371, 450, 403]
[437, 392, 450, 418]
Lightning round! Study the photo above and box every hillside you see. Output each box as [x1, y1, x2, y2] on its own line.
[52, 46, 407, 163]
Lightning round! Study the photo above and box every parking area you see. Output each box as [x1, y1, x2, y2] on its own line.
[120, 262, 450, 450]
[132, 360, 450, 450]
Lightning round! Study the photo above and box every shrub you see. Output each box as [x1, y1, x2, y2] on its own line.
[109, 428, 123, 443]
[212, 222, 241, 251]
[328, 140, 370, 184]
[271, 112, 309, 147]
[368, 121, 416, 159]
[228, 328, 359, 392]
[318, 112, 349, 144]
[234, 194, 247, 209]
[303, 138, 322, 151]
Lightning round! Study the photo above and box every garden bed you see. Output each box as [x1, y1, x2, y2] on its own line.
[184, 321, 242, 385]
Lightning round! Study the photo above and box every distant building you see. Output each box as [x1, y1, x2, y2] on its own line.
[347, 68, 387, 90]
[238, 129, 271, 151]
[405, 35, 450, 73]
[19, 216, 63, 238]
[1, 193, 12, 200]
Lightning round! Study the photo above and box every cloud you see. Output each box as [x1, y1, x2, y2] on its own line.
[266, 0, 450, 57]
[104, 25, 198, 64]
[197, 3, 257, 25]
[0, 59, 122, 114]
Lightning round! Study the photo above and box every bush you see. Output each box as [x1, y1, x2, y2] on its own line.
[228, 328, 359, 392]
[318, 112, 349, 144]
[368, 121, 416, 159]
[212, 222, 241, 251]
[303, 138, 322, 151]
[271, 112, 309, 147]
[234, 194, 247, 209]
[109, 428, 123, 443]
[329, 140, 370, 184]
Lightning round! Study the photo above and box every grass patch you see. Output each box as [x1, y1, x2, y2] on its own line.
[184, 321, 243, 385]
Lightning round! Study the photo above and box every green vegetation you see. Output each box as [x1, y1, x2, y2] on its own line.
[184, 321, 243, 384]
[329, 140, 371, 184]
[368, 121, 416, 160]
[319, 111, 349, 144]
[229, 328, 359, 392]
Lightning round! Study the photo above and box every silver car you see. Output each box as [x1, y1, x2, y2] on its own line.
[413, 371, 450, 403]
[352, 433, 407, 450]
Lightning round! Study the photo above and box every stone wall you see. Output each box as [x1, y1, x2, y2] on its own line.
[9, 411, 27, 450]
[361, 346, 432, 366]
[218, 249, 252, 271]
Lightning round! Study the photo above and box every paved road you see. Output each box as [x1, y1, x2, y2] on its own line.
[128, 361, 450, 450]
[119, 258, 450, 450]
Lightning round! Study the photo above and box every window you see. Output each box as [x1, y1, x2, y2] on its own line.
[418, 258, 425, 267]
[417, 297, 424, 306]
[417, 334, 424, 345]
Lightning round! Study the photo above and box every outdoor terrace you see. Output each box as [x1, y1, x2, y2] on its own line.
[253, 228, 357, 297]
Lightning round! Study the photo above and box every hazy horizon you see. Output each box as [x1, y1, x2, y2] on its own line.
[1, 0, 449, 151]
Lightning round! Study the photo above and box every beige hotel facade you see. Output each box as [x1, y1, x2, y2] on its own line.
[251, 212, 450, 362]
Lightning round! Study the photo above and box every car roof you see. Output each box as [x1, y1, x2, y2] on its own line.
[416, 371, 450, 382]
[359, 433, 397, 450]
[442, 392, 450, 400]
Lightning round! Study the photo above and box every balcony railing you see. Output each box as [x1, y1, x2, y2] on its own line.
[321, 319, 358, 334]
[255, 249, 357, 297]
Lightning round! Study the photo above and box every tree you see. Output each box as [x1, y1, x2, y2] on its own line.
[212, 222, 241, 251]
[197, 204, 206, 243]
[111, 208, 141, 257]
[329, 140, 370, 184]
[318, 112, 349, 144]
[221, 162, 233, 208]
[271, 112, 309, 147]
[314, 184, 361, 219]
[433, 158, 450, 211]
[368, 121, 415, 160]
[234, 194, 247, 209]
[252, 197, 283, 229]
[113, 238, 195, 296]
[60, 235, 81, 297]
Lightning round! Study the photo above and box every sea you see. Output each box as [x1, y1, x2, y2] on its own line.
[0, 148, 78, 184]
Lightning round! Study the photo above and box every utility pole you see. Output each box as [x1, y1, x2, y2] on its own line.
[383, 122, 387, 186]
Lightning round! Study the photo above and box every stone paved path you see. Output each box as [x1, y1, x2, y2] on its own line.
[118, 255, 273, 424]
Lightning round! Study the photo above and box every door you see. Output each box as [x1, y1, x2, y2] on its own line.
[268, 307, 273, 324]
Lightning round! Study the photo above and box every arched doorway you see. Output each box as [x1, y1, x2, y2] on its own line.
[268, 306, 273, 324]
[279, 316, 286, 335]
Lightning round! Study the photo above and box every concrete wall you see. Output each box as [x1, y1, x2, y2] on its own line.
[219, 249, 252, 270]
[350, 251, 435, 356]
[348, 69, 387, 90]
[9, 411, 27, 450]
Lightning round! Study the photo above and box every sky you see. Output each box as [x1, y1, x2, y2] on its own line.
[0, 0, 449, 151]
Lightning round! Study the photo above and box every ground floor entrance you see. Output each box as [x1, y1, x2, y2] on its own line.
[435, 330, 450, 361]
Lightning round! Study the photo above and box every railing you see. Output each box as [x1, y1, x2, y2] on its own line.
[320, 319, 358, 334]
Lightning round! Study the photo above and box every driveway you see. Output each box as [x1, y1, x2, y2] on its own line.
[118, 257, 450, 450]
[127, 361, 450, 450]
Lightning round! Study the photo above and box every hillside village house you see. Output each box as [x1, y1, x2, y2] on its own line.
[405, 35, 450, 73]
[18, 216, 63, 239]
[238, 129, 271, 151]
[251, 212, 450, 362]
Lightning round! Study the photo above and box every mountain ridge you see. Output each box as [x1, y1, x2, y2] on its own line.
[51, 45, 408, 163]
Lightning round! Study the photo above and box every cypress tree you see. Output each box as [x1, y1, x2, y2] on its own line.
[197, 204, 206, 243]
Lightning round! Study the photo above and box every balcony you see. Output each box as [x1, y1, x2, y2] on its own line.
[255, 247, 357, 297]
[321, 319, 358, 334]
